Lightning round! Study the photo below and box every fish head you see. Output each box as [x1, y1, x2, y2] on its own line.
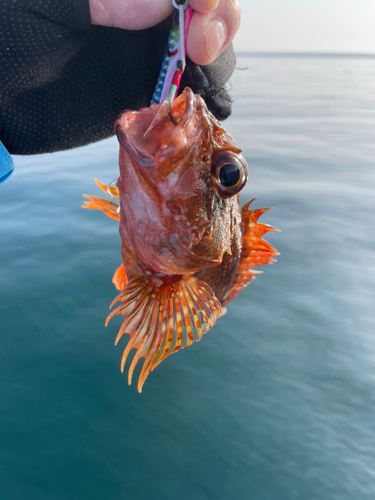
[114, 87, 248, 275]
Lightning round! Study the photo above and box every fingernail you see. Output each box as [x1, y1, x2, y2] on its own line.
[209, 0, 221, 8]
[204, 18, 226, 61]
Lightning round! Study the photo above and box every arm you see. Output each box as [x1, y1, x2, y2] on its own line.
[0, 0, 239, 155]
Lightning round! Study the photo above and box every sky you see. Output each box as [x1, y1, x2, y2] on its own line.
[234, 0, 375, 54]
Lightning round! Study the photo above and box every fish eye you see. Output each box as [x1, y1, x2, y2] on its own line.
[211, 151, 248, 198]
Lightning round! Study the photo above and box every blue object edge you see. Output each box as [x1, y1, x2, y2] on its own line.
[0, 140, 14, 184]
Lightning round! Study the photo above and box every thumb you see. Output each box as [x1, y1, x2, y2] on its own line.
[89, 0, 174, 30]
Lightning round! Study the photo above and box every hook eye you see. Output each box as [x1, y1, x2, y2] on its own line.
[172, 0, 188, 7]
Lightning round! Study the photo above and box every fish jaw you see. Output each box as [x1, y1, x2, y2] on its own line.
[114, 88, 196, 175]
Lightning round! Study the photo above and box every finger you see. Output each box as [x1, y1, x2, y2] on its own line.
[189, 0, 220, 15]
[187, 0, 241, 66]
[89, 0, 174, 30]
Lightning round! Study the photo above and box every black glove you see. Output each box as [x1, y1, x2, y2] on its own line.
[181, 46, 235, 122]
[0, 0, 236, 155]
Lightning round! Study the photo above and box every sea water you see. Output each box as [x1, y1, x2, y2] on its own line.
[0, 53, 374, 500]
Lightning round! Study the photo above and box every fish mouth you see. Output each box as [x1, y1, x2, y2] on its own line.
[114, 88, 196, 173]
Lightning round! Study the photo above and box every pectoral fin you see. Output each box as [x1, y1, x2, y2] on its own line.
[222, 199, 280, 306]
[94, 178, 119, 198]
[105, 275, 221, 392]
[112, 264, 128, 291]
[82, 178, 120, 221]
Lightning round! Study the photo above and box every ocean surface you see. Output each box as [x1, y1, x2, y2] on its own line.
[1, 53, 375, 500]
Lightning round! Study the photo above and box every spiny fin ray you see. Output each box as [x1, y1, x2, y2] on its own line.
[106, 275, 221, 392]
[95, 178, 119, 198]
[82, 179, 120, 221]
[222, 199, 279, 306]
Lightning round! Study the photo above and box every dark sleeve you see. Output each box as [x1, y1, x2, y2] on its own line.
[73, 0, 92, 30]
[0, 1, 236, 155]
[181, 45, 236, 121]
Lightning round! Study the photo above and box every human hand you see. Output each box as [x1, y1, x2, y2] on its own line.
[89, 0, 241, 66]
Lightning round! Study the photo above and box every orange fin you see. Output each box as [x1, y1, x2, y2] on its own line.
[112, 264, 128, 291]
[94, 177, 120, 198]
[222, 198, 280, 306]
[105, 275, 221, 392]
[82, 194, 120, 221]
[82, 178, 120, 221]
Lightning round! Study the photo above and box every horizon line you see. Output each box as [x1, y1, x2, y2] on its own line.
[234, 50, 375, 58]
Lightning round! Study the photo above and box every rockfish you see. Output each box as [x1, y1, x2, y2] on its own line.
[83, 88, 279, 392]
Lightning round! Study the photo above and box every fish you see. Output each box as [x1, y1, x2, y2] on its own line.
[83, 87, 279, 392]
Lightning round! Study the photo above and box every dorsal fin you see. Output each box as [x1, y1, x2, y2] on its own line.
[105, 275, 221, 392]
[222, 199, 279, 306]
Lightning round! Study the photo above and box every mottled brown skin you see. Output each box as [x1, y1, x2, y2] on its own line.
[114, 87, 243, 287]
[195, 212, 242, 303]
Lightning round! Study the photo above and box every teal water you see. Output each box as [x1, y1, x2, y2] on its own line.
[1, 53, 375, 499]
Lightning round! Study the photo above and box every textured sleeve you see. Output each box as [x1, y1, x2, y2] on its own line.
[73, 0, 92, 30]
[181, 44, 236, 121]
[0, 0, 90, 32]
[0, 0, 89, 76]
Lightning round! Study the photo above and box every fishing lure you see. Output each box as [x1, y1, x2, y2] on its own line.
[151, 0, 192, 105]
